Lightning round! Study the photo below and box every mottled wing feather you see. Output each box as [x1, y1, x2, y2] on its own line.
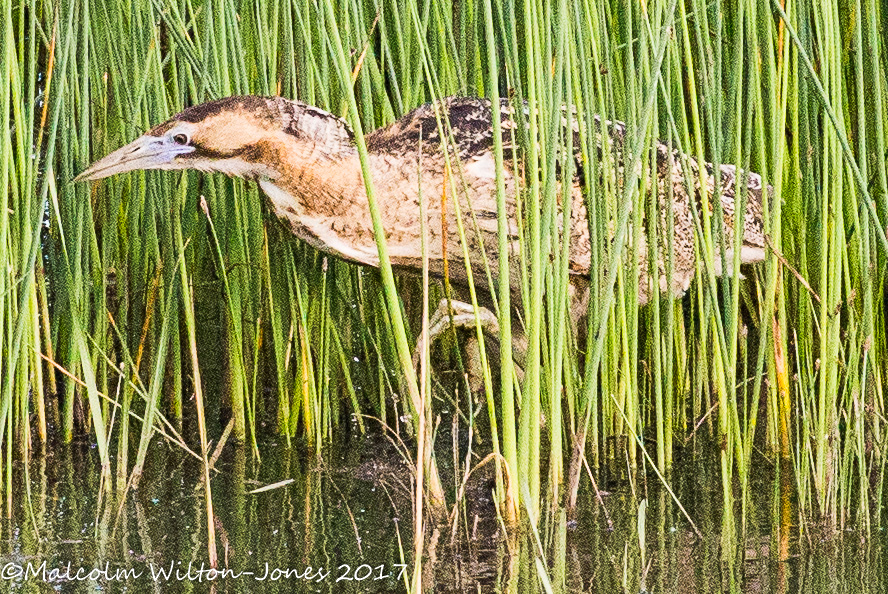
[366, 96, 768, 301]
[366, 97, 519, 158]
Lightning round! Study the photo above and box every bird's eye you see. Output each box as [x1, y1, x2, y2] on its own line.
[172, 133, 190, 146]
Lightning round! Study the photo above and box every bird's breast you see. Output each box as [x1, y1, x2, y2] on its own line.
[259, 180, 380, 266]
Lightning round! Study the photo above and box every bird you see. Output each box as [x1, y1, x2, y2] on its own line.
[76, 95, 768, 316]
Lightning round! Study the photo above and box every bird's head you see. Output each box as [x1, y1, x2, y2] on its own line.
[76, 96, 356, 182]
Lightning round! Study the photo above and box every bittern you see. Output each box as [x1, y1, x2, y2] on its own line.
[77, 95, 767, 323]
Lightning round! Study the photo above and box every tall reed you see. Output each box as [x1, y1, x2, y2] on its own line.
[3, 0, 887, 566]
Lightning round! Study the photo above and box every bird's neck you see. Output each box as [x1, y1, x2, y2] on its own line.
[274, 141, 366, 215]
[258, 137, 385, 266]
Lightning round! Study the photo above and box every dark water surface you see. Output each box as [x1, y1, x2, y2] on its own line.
[1, 433, 885, 593]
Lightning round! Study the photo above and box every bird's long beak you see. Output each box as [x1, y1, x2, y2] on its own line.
[75, 134, 195, 181]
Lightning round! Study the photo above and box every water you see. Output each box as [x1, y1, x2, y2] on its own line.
[1, 434, 885, 592]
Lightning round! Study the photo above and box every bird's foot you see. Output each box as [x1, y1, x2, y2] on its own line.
[413, 298, 500, 392]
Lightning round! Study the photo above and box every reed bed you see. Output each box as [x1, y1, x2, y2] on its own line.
[3, 0, 887, 585]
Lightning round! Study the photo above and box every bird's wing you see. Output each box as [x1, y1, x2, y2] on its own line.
[366, 97, 515, 158]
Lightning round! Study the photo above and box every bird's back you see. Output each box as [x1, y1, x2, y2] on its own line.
[366, 96, 767, 305]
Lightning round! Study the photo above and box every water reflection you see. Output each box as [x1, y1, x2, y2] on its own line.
[1, 436, 884, 592]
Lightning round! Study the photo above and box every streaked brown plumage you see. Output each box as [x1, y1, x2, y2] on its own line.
[76, 95, 767, 307]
